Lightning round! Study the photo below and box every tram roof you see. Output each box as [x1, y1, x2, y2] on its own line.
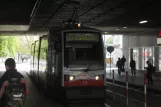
[48, 26, 102, 34]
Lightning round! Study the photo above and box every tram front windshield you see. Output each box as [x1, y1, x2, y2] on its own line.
[64, 32, 104, 70]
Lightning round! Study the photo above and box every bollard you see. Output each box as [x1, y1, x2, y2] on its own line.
[144, 72, 147, 107]
[112, 70, 114, 83]
[112, 70, 115, 99]
[126, 71, 128, 106]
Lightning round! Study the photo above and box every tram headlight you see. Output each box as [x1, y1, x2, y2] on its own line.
[69, 76, 74, 81]
[95, 75, 104, 80]
[95, 76, 100, 80]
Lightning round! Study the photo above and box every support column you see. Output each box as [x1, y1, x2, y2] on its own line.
[130, 48, 133, 60]
[127, 48, 133, 69]
[123, 35, 130, 69]
[139, 48, 143, 70]
[122, 48, 129, 69]
[154, 47, 159, 71]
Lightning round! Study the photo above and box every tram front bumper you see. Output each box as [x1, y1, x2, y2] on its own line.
[64, 86, 106, 100]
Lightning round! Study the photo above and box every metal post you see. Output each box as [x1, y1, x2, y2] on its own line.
[113, 70, 114, 83]
[113, 69, 115, 99]
[144, 72, 147, 107]
[144, 48, 146, 68]
[110, 53, 111, 75]
[126, 71, 128, 106]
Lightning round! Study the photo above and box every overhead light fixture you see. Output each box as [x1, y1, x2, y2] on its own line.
[123, 27, 127, 28]
[139, 20, 148, 24]
[116, 29, 120, 30]
[105, 32, 108, 33]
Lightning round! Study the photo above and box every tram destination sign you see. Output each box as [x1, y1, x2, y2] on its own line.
[66, 33, 99, 41]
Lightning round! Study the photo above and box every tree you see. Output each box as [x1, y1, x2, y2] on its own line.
[18, 36, 38, 54]
[0, 35, 39, 58]
[39, 38, 48, 60]
[7, 36, 20, 56]
[106, 36, 113, 44]
[0, 36, 8, 57]
[0, 36, 19, 57]
[0, 35, 38, 65]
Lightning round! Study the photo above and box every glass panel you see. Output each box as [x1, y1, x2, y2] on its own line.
[105, 35, 123, 67]
[127, 46, 160, 71]
[142, 48, 146, 69]
[39, 37, 48, 74]
[133, 48, 139, 69]
[159, 46, 161, 71]
[128, 49, 131, 69]
[64, 32, 104, 70]
[30, 44, 35, 71]
[34, 41, 39, 71]
[142, 47, 154, 69]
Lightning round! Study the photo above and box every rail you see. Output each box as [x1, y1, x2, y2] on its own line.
[106, 70, 161, 107]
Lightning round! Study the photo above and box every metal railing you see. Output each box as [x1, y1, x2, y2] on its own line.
[106, 70, 161, 107]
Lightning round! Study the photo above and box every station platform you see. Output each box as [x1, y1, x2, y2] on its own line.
[106, 68, 161, 92]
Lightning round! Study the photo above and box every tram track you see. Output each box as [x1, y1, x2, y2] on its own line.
[106, 81, 161, 97]
[106, 81, 161, 107]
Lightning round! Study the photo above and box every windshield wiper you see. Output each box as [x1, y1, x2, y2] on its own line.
[85, 64, 104, 72]
[84, 64, 93, 72]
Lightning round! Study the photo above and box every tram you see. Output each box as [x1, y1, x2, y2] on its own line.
[30, 23, 106, 103]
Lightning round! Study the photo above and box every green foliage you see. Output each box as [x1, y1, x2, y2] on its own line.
[0, 36, 37, 57]
[39, 39, 48, 60]
[7, 36, 19, 56]
[31, 43, 35, 56]
[0, 36, 19, 57]
[0, 36, 8, 57]
[34, 41, 39, 60]
[106, 36, 113, 44]
[18, 36, 35, 55]
[18, 45, 30, 54]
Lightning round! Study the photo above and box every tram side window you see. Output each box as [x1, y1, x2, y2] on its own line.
[55, 39, 62, 77]
[39, 37, 48, 73]
[55, 36, 62, 52]
[53, 43, 56, 68]
[34, 41, 39, 71]
[47, 44, 52, 73]
[48, 41, 56, 73]
[30, 43, 34, 70]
